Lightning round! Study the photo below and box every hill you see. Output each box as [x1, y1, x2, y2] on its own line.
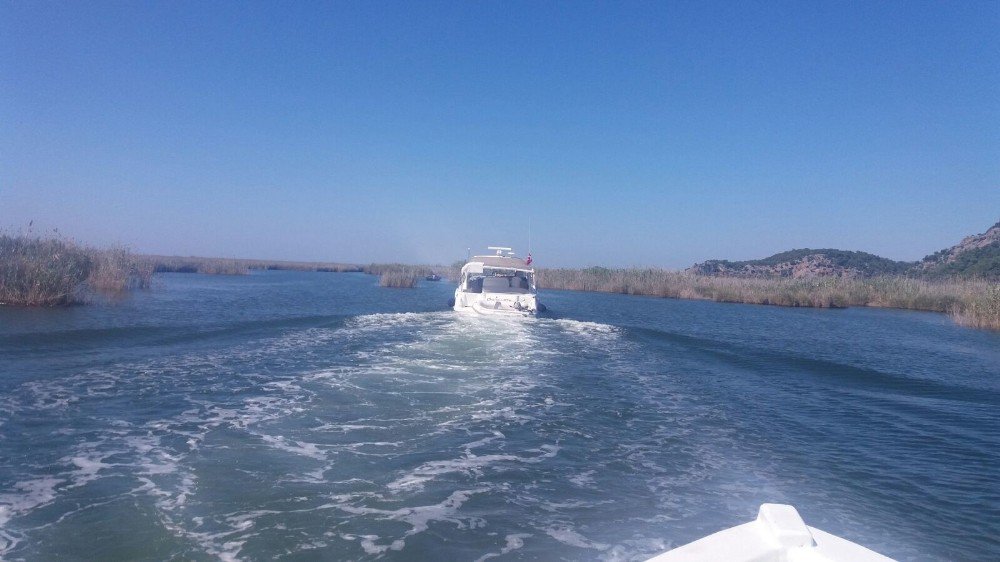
[689, 220, 1000, 280]
[688, 249, 912, 278]
[919, 221, 1000, 279]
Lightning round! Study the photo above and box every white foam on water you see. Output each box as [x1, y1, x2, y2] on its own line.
[551, 318, 620, 345]
[133, 466, 253, 562]
[568, 470, 597, 488]
[349, 312, 451, 334]
[62, 449, 115, 490]
[340, 533, 391, 555]
[0, 476, 66, 527]
[0, 476, 64, 528]
[255, 327, 342, 355]
[0, 476, 66, 556]
[310, 423, 384, 433]
[461, 431, 506, 452]
[0, 306, 711, 560]
[258, 435, 328, 461]
[553, 318, 618, 333]
[474, 532, 533, 562]
[601, 537, 671, 562]
[545, 525, 611, 551]
[334, 487, 489, 553]
[21, 380, 82, 410]
[387, 445, 559, 492]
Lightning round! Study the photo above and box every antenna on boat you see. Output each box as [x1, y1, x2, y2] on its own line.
[527, 217, 531, 256]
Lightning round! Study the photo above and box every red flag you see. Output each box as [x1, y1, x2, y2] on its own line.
[526, 253, 532, 265]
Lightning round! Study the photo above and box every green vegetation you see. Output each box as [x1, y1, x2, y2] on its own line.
[917, 220, 999, 279]
[1, 233, 153, 306]
[921, 244, 1000, 279]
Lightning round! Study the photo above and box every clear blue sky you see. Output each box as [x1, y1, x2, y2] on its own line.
[2, 1, 997, 267]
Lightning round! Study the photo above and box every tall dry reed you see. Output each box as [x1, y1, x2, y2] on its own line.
[378, 270, 419, 288]
[87, 246, 154, 291]
[950, 284, 1000, 330]
[0, 234, 90, 306]
[1, 233, 153, 306]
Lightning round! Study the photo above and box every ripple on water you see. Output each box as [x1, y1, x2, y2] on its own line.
[1, 305, 997, 561]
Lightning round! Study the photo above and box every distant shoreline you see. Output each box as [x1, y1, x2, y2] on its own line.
[151, 255, 1000, 331]
[146, 254, 364, 275]
[2, 234, 997, 331]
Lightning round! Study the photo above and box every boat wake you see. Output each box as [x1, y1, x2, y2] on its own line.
[0, 307, 960, 560]
[1, 311, 691, 560]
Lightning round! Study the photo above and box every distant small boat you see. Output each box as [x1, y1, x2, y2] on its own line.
[644, 504, 893, 562]
[451, 246, 544, 316]
[425, 273, 442, 281]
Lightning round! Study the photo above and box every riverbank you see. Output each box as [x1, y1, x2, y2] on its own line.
[536, 267, 998, 330]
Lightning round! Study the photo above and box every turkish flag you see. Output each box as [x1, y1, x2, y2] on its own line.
[526, 253, 533, 265]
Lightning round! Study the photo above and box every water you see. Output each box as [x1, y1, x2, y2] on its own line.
[1, 272, 997, 561]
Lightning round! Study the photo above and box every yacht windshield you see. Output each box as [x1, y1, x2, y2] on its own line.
[481, 270, 532, 294]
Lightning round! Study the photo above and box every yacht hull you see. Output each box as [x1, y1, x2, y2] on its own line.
[453, 290, 539, 316]
[452, 248, 541, 316]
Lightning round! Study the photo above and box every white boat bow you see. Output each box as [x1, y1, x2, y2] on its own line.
[645, 504, 895, 562]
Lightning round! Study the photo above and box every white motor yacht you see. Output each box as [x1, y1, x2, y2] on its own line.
[645, 504, 895, 562]
[451, 247, 544, 315]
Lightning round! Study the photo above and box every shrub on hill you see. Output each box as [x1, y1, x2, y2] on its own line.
[693, 249, 913, 277]
[923, 245, 1000, 278]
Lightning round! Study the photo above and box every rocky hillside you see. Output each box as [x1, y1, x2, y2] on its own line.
[688, 249, 912, 279]
[919, 221, 1000, 278]
[688, 220, 1000, 280]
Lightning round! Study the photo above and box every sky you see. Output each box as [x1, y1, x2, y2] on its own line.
[2, 1, 998, 268]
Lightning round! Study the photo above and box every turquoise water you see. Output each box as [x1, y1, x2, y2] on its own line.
[1, 272, 997, 561]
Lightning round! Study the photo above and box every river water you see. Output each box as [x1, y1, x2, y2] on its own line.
[0, 272, 997, 561]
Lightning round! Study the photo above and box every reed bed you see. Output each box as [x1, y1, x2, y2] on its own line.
[1, 233, 153, 306]
[378, 271, 419, 288]
[363, 263, 433, 277]
[87, 246, 154, 292]
[365, 264, 432, 288]
[537, 267, 999, 329]
[148, 255, 362, 275]
[950, 284, 1000, 330]
[152, 256, 249, 275]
